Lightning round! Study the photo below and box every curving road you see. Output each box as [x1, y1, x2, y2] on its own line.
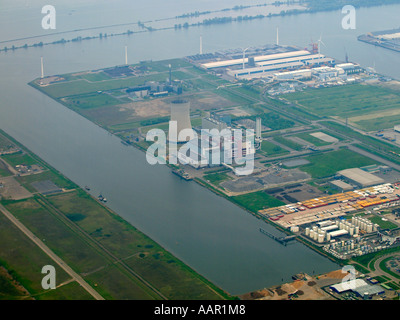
[372, 253, 400, 283]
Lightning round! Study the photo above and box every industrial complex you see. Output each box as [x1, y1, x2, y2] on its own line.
[187, 44, 361, 85]
[28, 39, 400, 301]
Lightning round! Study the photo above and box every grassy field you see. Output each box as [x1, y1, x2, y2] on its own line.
[45, 190, 227, 300]
[354, 114, 400, 131]
[33, 281, 95, 300]
[15, 169, 77, 193]
[282, 83, 400, 120]
[1, 152, 38, 167]
[0, 134, 14, 149]
[261, 140, 290, 156]
[0, 211, 71, 297]
[203, 172, 232, 186]
[368, 216, 399, 230]
[0, 164, 12, 177]
[64, 92, 123, 110]
[300, 149, 377, 178]
[291, 132, 332, 146]
[4, 198, 111, 275]
[231, 191, 285, 213]
[273, 136, 304, 151]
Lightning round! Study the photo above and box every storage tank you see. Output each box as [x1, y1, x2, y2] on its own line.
[310, 230, 315, 239]
[318, 233, 324, 243]
[305, 227, 310, 236]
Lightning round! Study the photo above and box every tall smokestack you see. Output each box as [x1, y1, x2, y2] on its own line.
[41, 56, 44, 78]
[276, 27, 279, 46]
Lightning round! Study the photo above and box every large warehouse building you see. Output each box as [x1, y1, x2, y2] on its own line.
[337, 168, 385, 188]
[199, 48, 335, 80]
[330, 279, 385, 299]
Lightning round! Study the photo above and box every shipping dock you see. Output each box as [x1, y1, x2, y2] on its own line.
[358, 28, 400, 53]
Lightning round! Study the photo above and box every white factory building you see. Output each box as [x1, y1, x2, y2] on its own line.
[338, 168, 385, 188]
[330, 279, 384, 299]
[272, 62, 361, 82]
[274, 69, 312, 81]
[201, 50, 313, 69]
[200, 49, 335, 80]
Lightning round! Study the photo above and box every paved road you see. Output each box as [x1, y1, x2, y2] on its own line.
[0, 204, 104, 300]
[348, 145, 400, 172]
[372, 253, 400, 283]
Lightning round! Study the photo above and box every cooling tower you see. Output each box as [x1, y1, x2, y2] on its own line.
[168, 99, 193, 143]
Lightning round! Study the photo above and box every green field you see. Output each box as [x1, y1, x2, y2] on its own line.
[0, 212, 71, 297]
[292, 132, 331, 146]
[15, 169, 77, 192]
[231, 191, 285, 213]
[368, 216, 398, 230]
[261, 140, 290, 156]
[64, 92, 123, 110]
[282, 83, 400, 119]
[273, 136, 304, 151]
[0, 166, 12, 177]
[0, 135, 14, 149]
[45, 190, 226, 300]
[203, 172, 232, 186]
[1, 152, 38, 167]
[5, 198, 111, 275]
[300, 149, 377, 178]
[354, 114, 400, 131]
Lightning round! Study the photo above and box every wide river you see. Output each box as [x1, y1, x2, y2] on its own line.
[1, 1, 400, 295]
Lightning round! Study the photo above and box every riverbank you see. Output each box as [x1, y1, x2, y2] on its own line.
[0, 128, 232, 300]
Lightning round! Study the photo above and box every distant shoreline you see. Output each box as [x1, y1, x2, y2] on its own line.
[3, 1, 400, 53]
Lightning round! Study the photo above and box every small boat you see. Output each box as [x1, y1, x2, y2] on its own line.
[85, 186, 90, 191]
